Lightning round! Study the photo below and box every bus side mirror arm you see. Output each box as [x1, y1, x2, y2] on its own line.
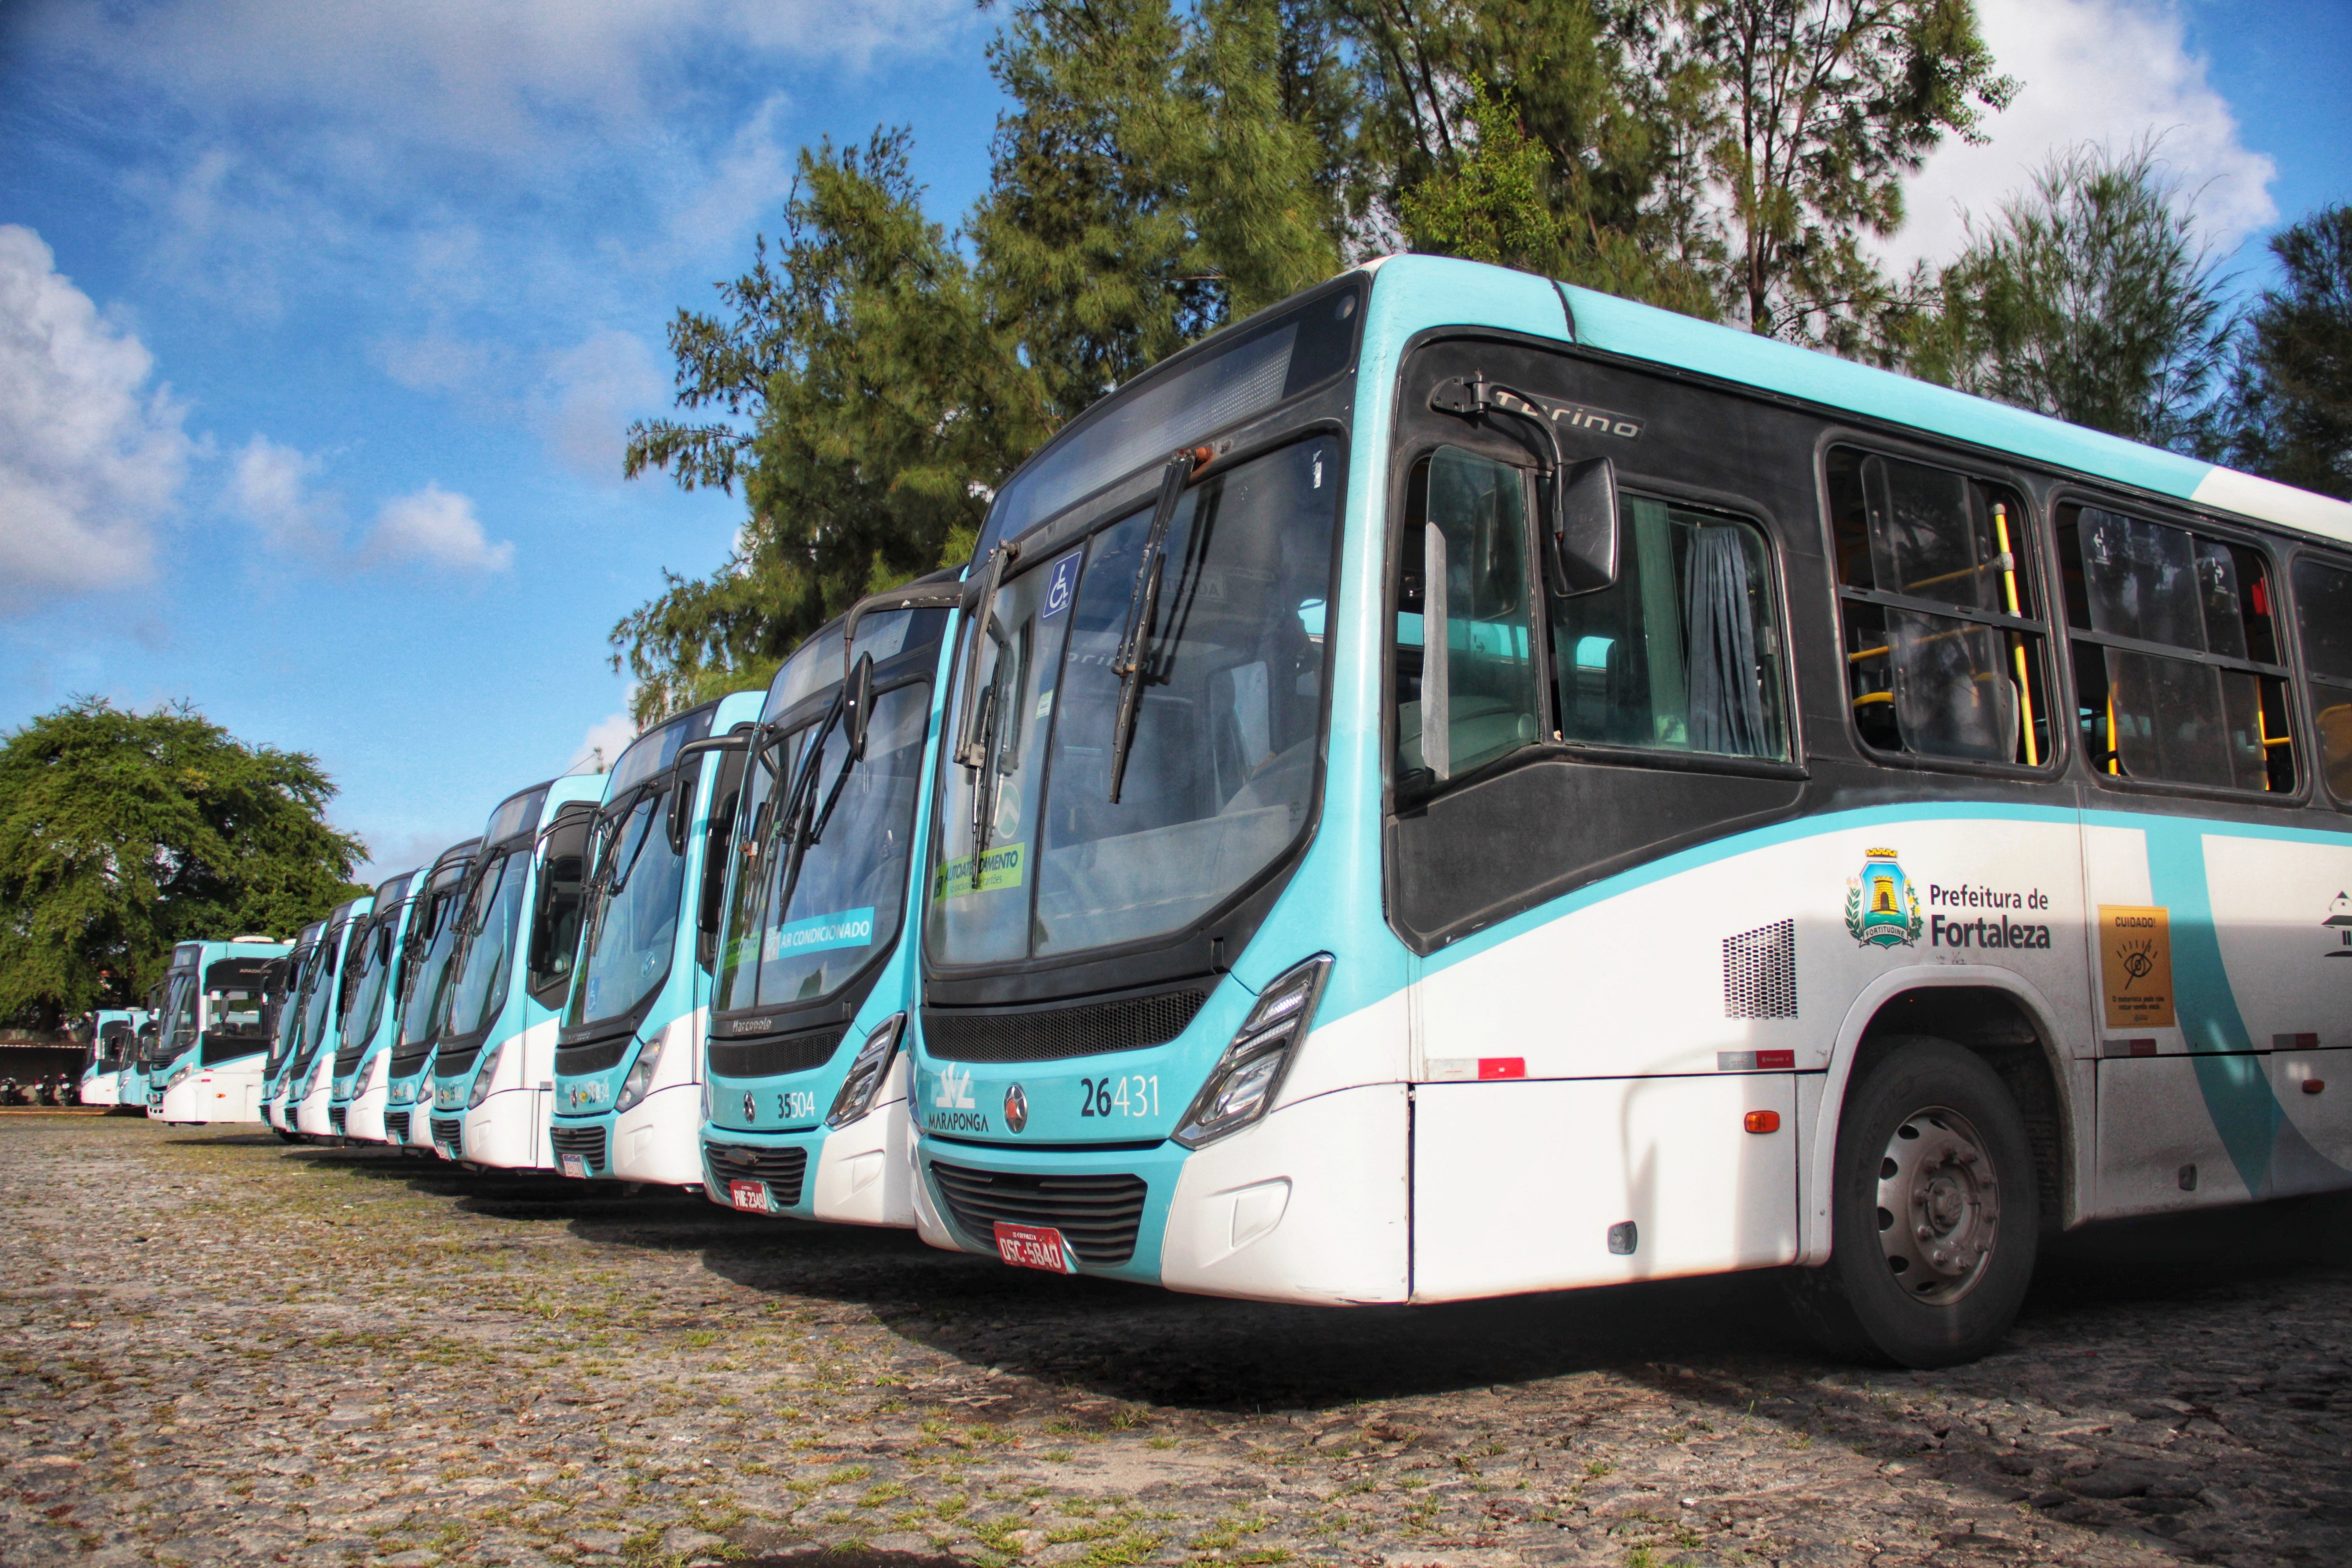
[1429, 374, 1619, 596]
[665, 733, 750, 853]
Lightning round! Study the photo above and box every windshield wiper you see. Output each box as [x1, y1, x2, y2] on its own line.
[771, 685, 850, 920]
[1108, 446, 1205, 803]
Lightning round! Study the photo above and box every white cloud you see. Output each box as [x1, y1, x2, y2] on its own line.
[362, 483, 514, 574]
[531, 330, 670, 482]
[568, 710, 640, 775]
[0, 225, 194, 615]
[1889, 0, 2277, 272]
[227, 433, 341, 556]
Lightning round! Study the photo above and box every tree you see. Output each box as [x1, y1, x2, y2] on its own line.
[2213, 205, 2352, 499]
[0, 698, 368, 1029]
[618, 131, 1048, 723]
[1897, 141, 2234, 451]
[1683, 0, 2012, 348]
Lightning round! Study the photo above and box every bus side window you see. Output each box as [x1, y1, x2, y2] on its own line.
[1828, 449, 2049, 766]
[1550, 496, 1787, 759]
[2292, 556, 2352, 803]
[2058, 505, 2292, 793]
[1394, 447, 1541, 790]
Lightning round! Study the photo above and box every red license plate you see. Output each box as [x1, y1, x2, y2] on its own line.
[728, 1179, 770, 1213]
[994, 1221, 1075, 1273]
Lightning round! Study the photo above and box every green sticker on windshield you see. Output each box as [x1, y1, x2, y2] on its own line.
[934, 842, 1025, 900]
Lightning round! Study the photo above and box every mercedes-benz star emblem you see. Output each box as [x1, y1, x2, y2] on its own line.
[742, 1090, 757, 1122]
[1003, 1083, 1028, 1133]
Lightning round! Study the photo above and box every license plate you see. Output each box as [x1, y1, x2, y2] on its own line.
[994, 1221, 1076, 1274]
[560, 1154, 587, 1181]
[435, 1141, 457, 1160]
[728, 1180, 769, 1213]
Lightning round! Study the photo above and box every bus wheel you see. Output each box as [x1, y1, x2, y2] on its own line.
[1785, 1036, 2038, 1368]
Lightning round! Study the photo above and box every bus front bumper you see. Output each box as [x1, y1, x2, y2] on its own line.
[461, 1087, 553, 1170]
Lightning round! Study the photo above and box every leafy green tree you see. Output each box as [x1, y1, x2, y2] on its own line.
[2214, 205, 2352, 498]
[1898, 141, 2234, 451]
[619, 131, 1049, 723]
[0, 698, 368, 1029]
[1684, 0, 2013, 348]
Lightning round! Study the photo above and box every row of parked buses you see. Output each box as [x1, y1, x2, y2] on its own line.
[94, 256, 2352, 1367]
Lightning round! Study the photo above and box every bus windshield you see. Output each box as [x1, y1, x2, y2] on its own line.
[395, 865, 472, 1058]
[442, 850, 527, 1042]
[567, 789, 687, 1029]
[265, 943, 315, 1073]
[289, 932, 344, 1073]
[719, 679, 930, 1010]
[338, 911, 399, 1061]
[150, 973, 197, 1066]
[929, 435, 1339, 965]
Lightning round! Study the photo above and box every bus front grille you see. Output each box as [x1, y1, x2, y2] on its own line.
[385, 1111, 410, 1143]
[549, 1126, 607, 1174]
[703, 1143, 808, 1207]
[429, 1116, 463, 1154]
[928, 1162, 1148, 1264]
[706, 1024, 847, 1080]
[327, 1106, 347, 1136]
[922, 986, 1209, 1063]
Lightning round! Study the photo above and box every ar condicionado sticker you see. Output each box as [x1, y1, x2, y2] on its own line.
[2098, 904, 2175, 1029]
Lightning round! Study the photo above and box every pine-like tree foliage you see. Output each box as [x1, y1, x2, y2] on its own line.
[0, 699, 368, 1028]
[1899, 142, 2234, 452]
[2215, 206, 2352, 500]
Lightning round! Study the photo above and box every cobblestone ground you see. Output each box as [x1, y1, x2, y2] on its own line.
[3, 1117, 2350, 1568]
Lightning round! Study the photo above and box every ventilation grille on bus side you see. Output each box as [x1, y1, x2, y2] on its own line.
[928, 1162, 1148, 1264]
[1723, 919, 1798, 1019]
[923, 987, 1210, 1063]
[549, 1125, 607, 1174]
[706, 1025, 848, 1081]
[704, 1143, 809, 1207]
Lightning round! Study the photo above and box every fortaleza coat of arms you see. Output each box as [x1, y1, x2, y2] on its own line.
[1847, 848, 1923, 948]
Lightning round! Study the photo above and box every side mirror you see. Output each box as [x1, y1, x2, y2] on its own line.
[1548, 456, 1619, 595]
[665, 774, 696, 854]
[843, 652, 875, 761]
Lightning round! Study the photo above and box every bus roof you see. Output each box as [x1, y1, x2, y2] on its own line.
[1364, 255, 2352, 549]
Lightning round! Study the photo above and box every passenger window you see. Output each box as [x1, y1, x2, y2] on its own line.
[1828, 450, 2050, 766]
[2291, 557, 2352, 802]
[1394, 447, 1542, 787]
[2058, 505, 2291, 792]
[1551, 496, 1786, 759]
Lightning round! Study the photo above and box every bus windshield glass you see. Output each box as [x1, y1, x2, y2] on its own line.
[930, 435, 1339, 966]
[151, 973, 197, 1066]
[396, 867, 471, 1055]
[265, 944, 315, 1072]
[340, 913, 398, 1053]
[567, 789, 687, 1029]
[289, 932, 344, 1072]
[442, 850, 527, 1041]
[719, 679, 931, 1010]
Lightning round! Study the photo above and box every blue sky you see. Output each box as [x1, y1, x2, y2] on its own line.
[2, 0, 2346, 884]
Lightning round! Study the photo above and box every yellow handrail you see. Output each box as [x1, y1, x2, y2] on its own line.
[1991, 503, 2039, 766]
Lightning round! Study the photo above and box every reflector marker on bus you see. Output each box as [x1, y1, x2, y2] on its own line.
[1425, 1058, 1527, 1080]
[2102, 1038, 2159, 1058]
[1715, 1050, 1794, 1071]
[1743, 1110, 1781, 1134]
[2305, 1080, 2326, 1096]
[2274, 1032, 2320, 1050]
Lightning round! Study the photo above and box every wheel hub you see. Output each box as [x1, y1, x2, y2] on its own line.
[1875, 1105, 1998, 1304]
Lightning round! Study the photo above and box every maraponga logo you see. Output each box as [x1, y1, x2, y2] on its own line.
[1846, 848, 1923, 949]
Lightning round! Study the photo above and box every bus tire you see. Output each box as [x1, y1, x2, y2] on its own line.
[1784, 1035, 2038, 1368]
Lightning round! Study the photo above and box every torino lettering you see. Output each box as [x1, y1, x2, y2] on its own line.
[1929, 914, 2053, 950]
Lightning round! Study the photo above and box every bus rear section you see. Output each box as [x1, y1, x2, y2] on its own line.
[906, 255, 2352, 1366]
[154, 941, 289, 1124]
[432, 777, 602, 1169]
[549, 694, 747, 1186]
[699, 599, 953, 1227]
[381, 840, 481, 1154]
[331, 872, 420, 1142]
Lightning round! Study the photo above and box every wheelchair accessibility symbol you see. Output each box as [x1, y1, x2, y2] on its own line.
[1042, 551, 1082, 620]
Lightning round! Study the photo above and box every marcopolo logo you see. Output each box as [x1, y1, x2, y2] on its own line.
[1003, 1083, 1029, 1133]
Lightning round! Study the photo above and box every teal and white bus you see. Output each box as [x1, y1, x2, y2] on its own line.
[77, 1010, 144, 1108]
[290, 901, 371, 1139]
[260, 924, 322, 1137]
[431, 776, 604, 1169]
[382, 839, 481, 1152]
[330, 870, 421, 1142]
[550, 693, 760, 1186]
[902, 255, 2352, 1367]
[698, 595, 954, 1225]
[148, 938, 289, 1124]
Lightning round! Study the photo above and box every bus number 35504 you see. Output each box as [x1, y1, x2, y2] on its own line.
[1078, 1076, 1158, 1118]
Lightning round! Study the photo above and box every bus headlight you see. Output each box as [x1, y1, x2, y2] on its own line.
[615, 1035, 664, 1113]
[827, 1014, 904, 1128]
[1174, 955, 1332, 1149]
[165, 1064, 191, 1090]
[466, 1040, 506, 1109]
